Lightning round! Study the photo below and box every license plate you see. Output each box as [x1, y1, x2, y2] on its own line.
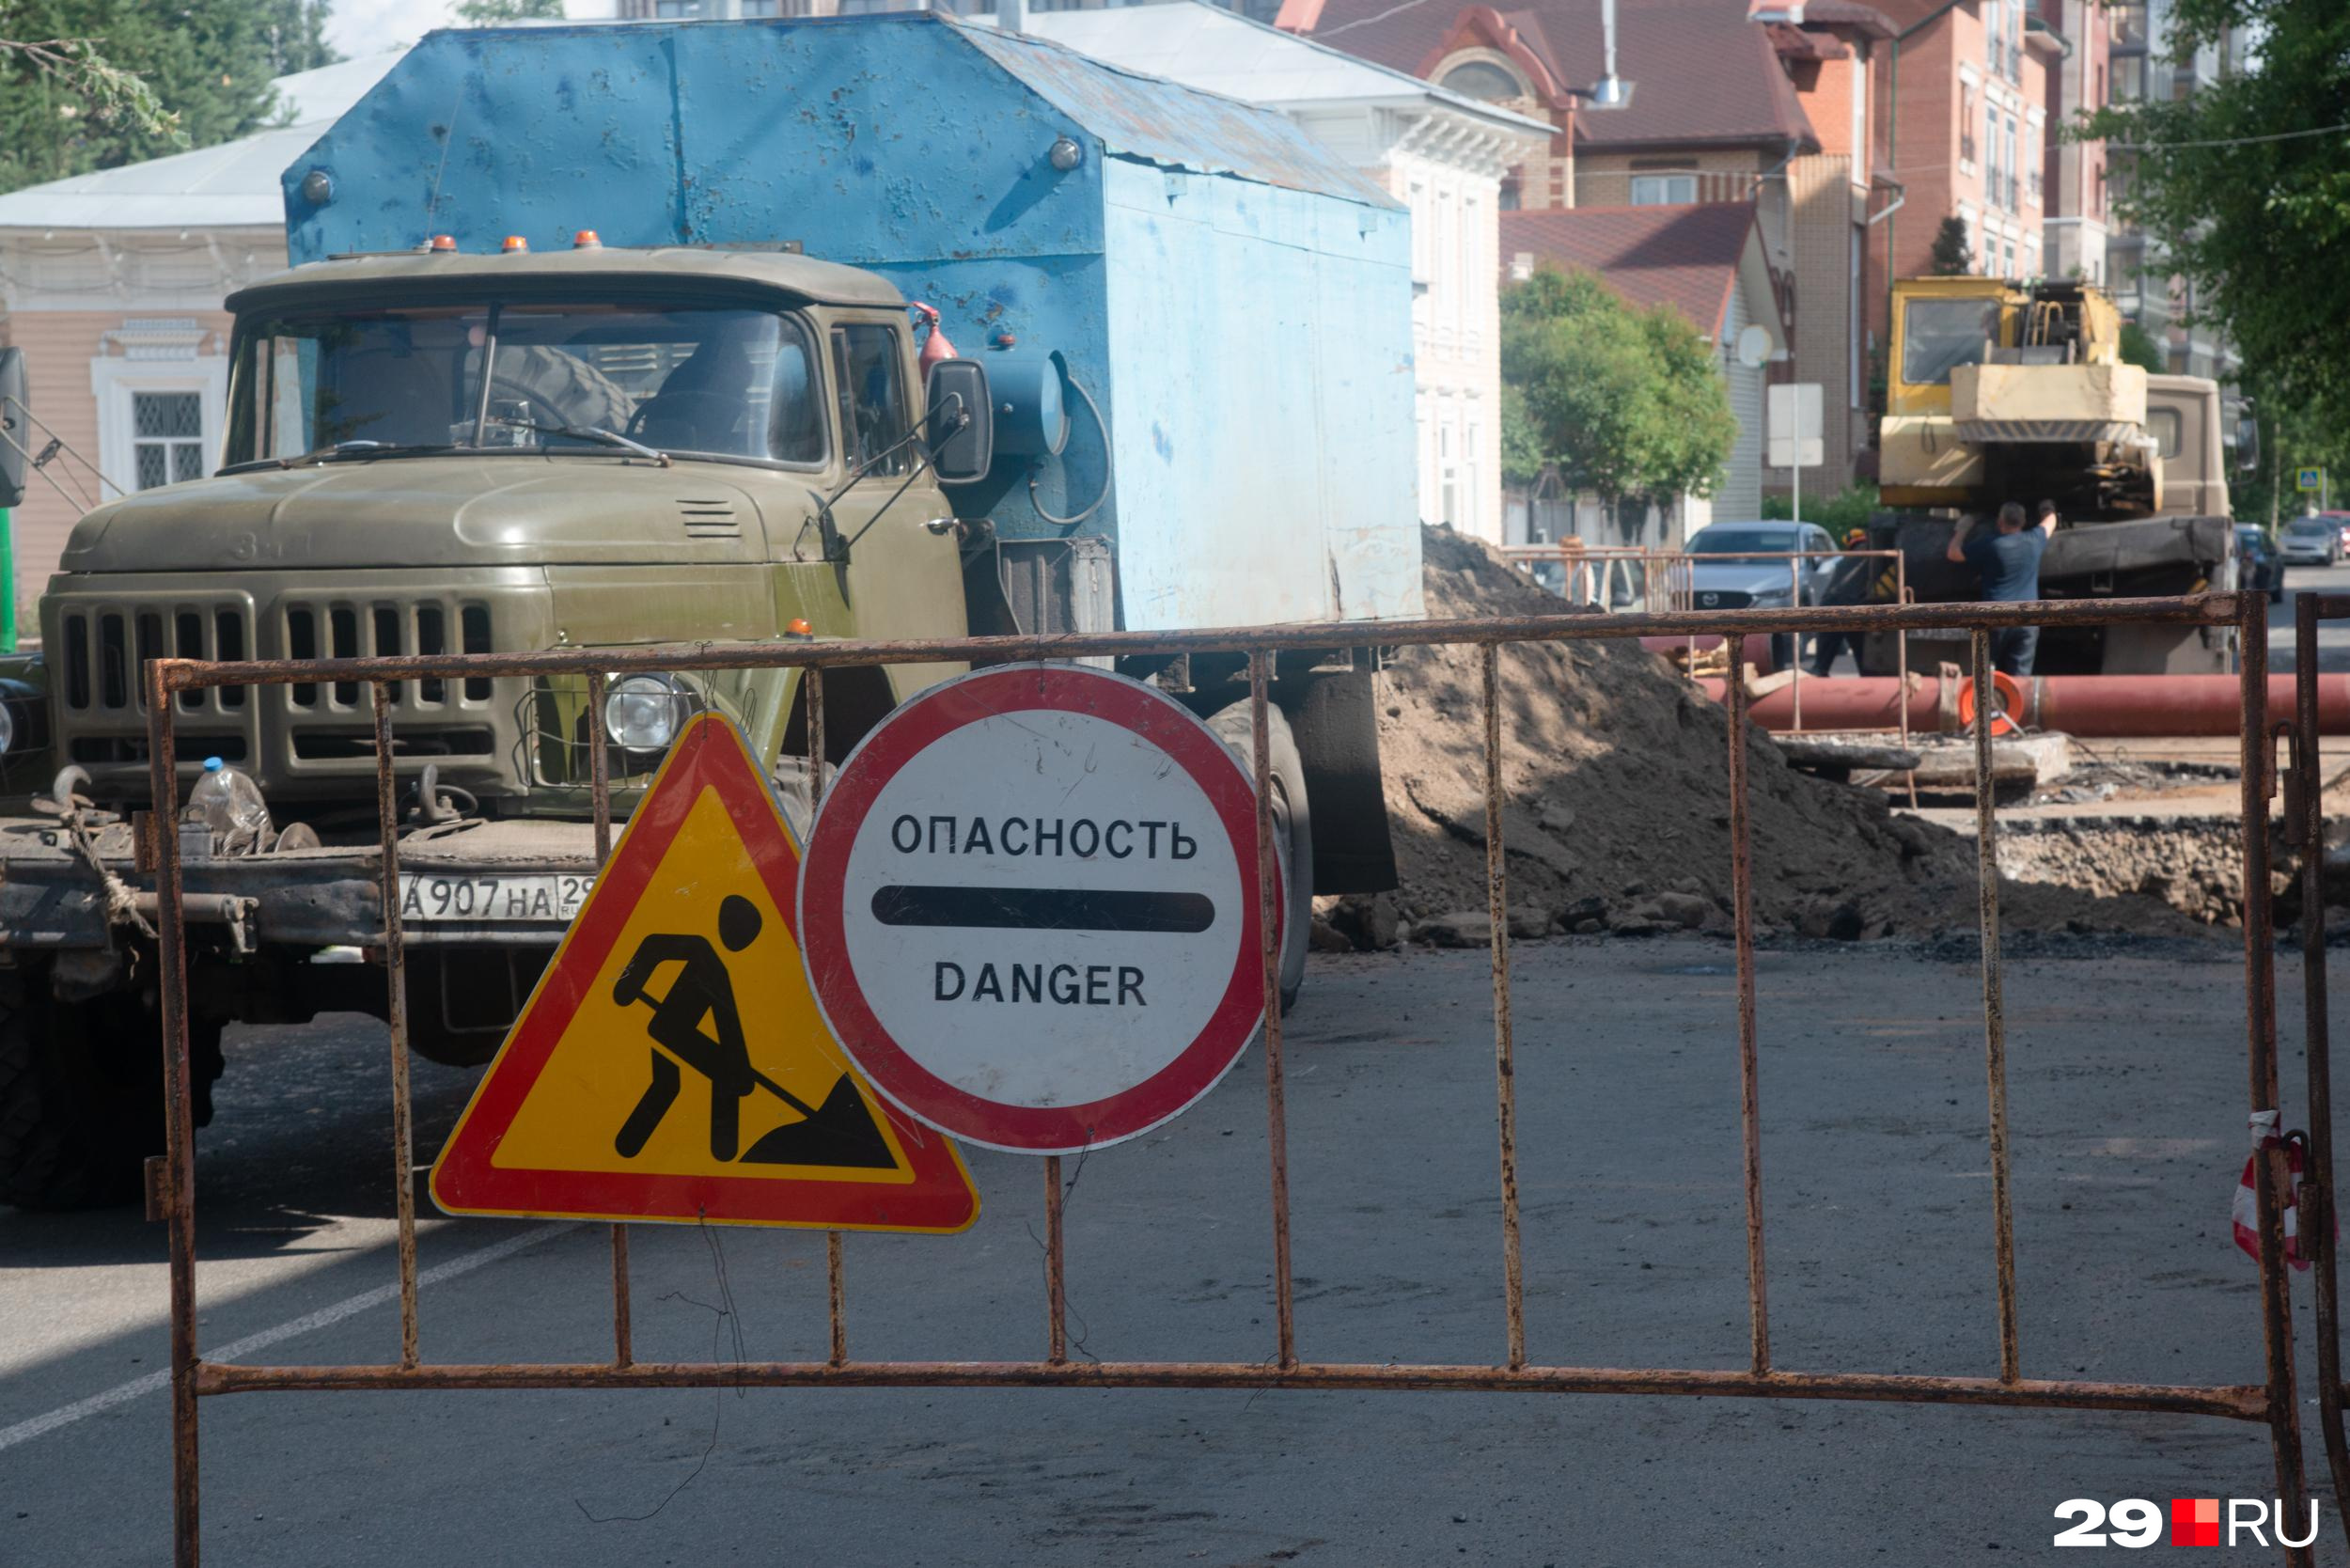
[396, 873, 595, 924]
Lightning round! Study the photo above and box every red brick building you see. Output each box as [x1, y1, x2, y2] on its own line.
[1862, 0, 2060, 331]
[1281, 0, 1890, 499]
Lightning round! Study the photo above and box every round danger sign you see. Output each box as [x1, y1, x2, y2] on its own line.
[799, 664, 1274, 1154]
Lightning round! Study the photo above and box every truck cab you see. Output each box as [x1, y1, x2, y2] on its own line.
[43, 244, 970, 816]
[0, 245, 1001, 1208]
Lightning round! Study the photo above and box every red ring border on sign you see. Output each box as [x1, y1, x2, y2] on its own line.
[798, 664, 1271, 1154]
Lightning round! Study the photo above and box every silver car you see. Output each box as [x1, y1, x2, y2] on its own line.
[2277, 514, 2342, 567]
[1686, 522, 1839, 609]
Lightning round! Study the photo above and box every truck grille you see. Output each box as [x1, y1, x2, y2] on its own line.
[59, 604, 248, 713]
[56, 598, 494, 713]
[279, 599, 494, 711]
[45, 577, 546, 803]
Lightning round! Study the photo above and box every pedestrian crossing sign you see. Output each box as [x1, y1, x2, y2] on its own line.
[2300, 467, 2324, 492]
[430, 713, 980, 1232]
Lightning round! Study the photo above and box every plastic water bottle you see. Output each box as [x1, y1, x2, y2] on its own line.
[184, 757, 273, 856]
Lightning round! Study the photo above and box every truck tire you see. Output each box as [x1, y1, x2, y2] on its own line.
[770, 753, 836, 844]
[1206, 700, 1311, 1013]
[0, 979, 181, 1210]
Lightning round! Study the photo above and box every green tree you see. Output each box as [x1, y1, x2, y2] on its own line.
[452, 0, 564, 22]
[1500, 263, 1737, 512]
[0, 30, 180, 187]
[263, 1, 337, 76]
[0, 0, 315, 195]
[1926, 215, 1973, 276]
[1761, 481, 1881, 533]
[2078, 0, 2350, 436]
[1498, 383, 1543, 488]
[2118, 321, 2169, 375]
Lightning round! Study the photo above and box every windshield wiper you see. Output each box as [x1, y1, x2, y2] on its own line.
[221, 441, 463, 476]
[488, 417, 670, 467]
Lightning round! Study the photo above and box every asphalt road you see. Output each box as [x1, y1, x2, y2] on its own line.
[9, 933, 2350, 1564]
[2271, 558, 2350, 672]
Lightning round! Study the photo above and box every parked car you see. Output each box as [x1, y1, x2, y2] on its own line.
[2235, 525, 2285, 602]
[1686, 522, 1839, 608]
[2325, 511, 2350, 554]
[1686, 521, 1838, 667]
[2278, 514, 2343, 568]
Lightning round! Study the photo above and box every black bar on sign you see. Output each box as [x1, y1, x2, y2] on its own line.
[870, 885, 1214, 933]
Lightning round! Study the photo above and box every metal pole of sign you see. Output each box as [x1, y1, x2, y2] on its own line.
[1790, 557, 1804, 731]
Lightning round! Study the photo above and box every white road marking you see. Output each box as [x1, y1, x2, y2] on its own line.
[0, 1221, 573, 1452]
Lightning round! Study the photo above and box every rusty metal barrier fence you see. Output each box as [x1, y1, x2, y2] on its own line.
[142, 589, 2312, 1566]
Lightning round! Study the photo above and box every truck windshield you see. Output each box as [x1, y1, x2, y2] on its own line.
[1902, 297, 2002, 386]
[227, 303, 825, 466]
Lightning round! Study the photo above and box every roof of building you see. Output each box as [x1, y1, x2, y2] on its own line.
[0, 50, 405, 232]
[1843, 0, 1968, 30]
[1747, 0, 1898, 41]
[1287, 0, 1820, 154]
[1500, 201, 1778, 342]
[1004, 0, 1551, 139]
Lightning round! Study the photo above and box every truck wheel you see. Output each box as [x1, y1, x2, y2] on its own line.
[1206, 700, 1312, 1013]
[770, 753, 835, 844]
[0, 979, 193, 1210]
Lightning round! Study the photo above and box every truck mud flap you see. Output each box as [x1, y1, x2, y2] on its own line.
[1283, 663, 1398, 896]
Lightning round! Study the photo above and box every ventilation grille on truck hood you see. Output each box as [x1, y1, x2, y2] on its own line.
[677, 498, 741, 540]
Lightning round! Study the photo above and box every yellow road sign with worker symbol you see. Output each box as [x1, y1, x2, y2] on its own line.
[430, 713, 980, 1231]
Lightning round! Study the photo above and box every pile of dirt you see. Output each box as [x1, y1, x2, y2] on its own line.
[1321, 526, 2207, 949]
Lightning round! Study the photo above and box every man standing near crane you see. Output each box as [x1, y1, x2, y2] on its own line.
[1945, 499, 2059, 676]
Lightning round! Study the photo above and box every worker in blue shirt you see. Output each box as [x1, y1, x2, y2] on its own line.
[1946, 499, 2057, 676]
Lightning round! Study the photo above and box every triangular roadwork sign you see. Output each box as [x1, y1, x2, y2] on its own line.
[431, 713, 979, 1232]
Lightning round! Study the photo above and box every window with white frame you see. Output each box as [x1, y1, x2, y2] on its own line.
[1460, 192, 1480, 351]
[92, 340, 227, 502]
[1437, 413, 1459, 526]
[1461, 410, 1482, 539]
[1434, 185, 1458, 346]
[1984, 103, 1999, 202]
[1630, 174, 1698, 206]
[1408, 180, 1433, 282]
[653, 0, 702, 14]
[133, 392, 205, 490]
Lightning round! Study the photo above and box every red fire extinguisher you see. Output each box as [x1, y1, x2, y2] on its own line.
[910, 303, 958, 372]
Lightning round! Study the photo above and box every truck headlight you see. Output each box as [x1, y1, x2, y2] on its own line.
[603, 674, 691, 752]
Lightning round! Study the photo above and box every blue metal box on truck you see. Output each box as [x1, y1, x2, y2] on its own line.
[283, 13, 1423, 635]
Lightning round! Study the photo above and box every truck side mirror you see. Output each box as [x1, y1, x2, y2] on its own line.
[2235, 413, 2261, 474]
[924, 359, 995, 485]
[0, 349, 26, 511]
